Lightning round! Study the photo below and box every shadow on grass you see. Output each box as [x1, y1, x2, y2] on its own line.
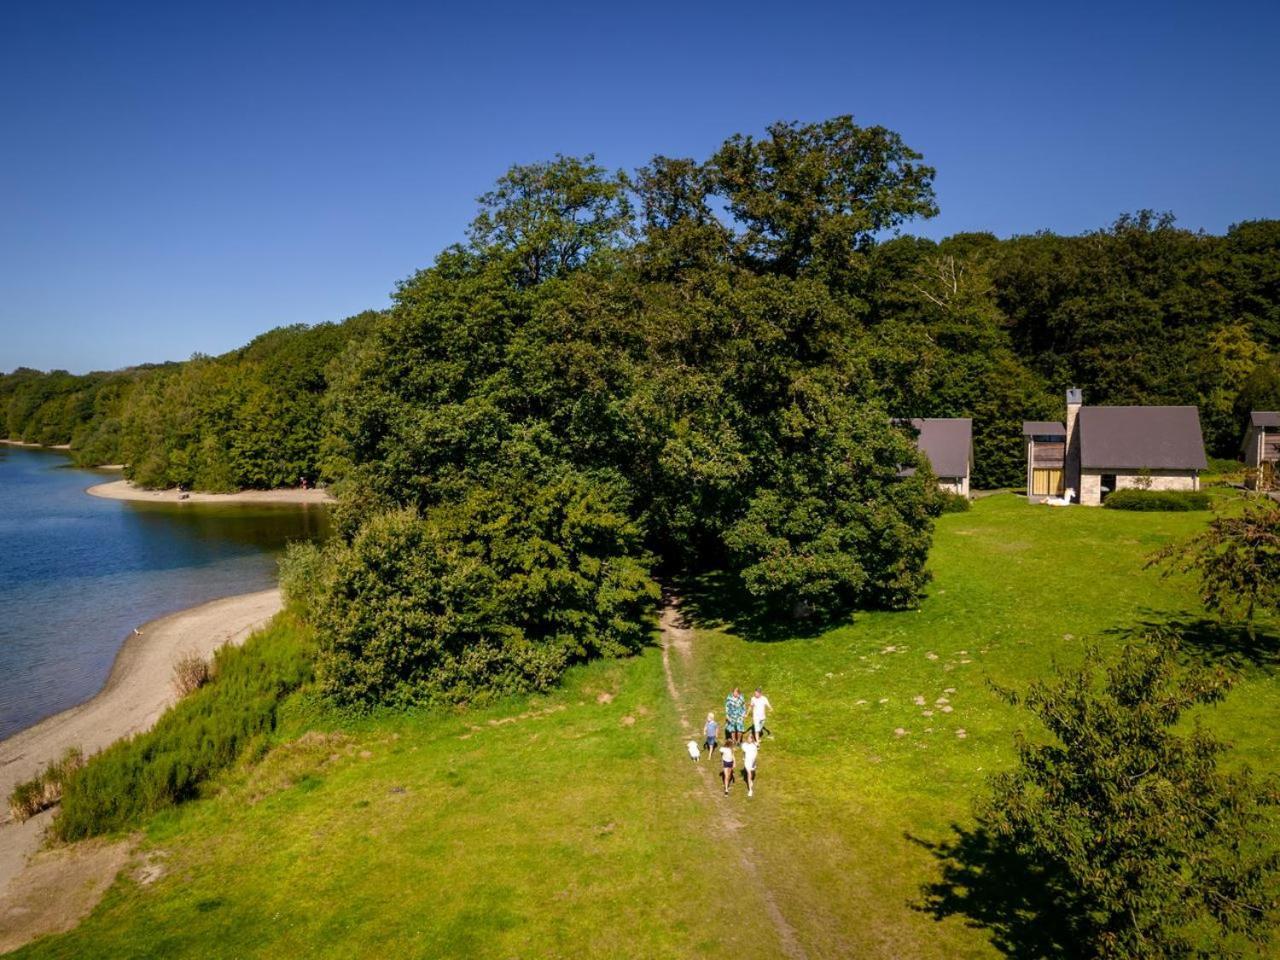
[909, 826, 1083, 959]
[1106, 611, 1280, 676]
[668, 571, 837, 644]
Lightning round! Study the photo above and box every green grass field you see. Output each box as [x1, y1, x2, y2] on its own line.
[11, 493, 1279, 959]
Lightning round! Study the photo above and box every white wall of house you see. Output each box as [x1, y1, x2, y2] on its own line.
[1078, 469, 1199, 505]
[938, 475, 970, 497]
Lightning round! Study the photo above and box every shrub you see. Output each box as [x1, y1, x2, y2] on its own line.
[8, 747, 84, 822]
[1102, 489, 1211, 511]
[936, 491, 971, 513]
[53, 618, 312, 841]
[313, 467, 659, 709]
[979, 635, 1279, 958]
[171, 651, 211, 697]
[1205, 456, 1244, 481]
[1148, 497, 1280, 633]
[279, 540, 328, 619]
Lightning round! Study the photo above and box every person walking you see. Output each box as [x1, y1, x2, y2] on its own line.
[720, 740, 735, 795]
[724, 687, 746, 745]
[749, 687, 772, 739]
[703, 712, 719, 759]
[741, 730, 759, 798]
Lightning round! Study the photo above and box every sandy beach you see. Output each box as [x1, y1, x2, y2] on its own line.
[86, 478, 334, 505]
[0, 440, 70, 450]
[0, 589, 283, 899]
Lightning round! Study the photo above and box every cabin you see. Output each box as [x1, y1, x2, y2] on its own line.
[898, 418, 973, 497]
[1242, 411, 1279, 490]
[1024, 389, 1207, 505]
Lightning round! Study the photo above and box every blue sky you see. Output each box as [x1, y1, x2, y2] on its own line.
[2, 0, 1277, 373]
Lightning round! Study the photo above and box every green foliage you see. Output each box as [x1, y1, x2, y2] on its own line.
[312, 467, 659, 708]
[936, 490, 972, 513]
[467, 155, 632, 286]
[1103, 489, 1212, 511]
[53, 617, 313, 840]
[981, 636, 1279, 958]
[1148, 498, 1280, 629]
[724, 380, 937, 618]
[7, 747, 84, 822]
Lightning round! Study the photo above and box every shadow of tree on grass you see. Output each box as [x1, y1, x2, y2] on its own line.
[1106, 610, 1280, 677]
[909, 825, 1086, 959]
[668, 570, 838, 643]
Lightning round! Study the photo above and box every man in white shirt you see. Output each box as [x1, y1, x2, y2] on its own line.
[749, 687, 772, 739]
[741, 731, 759, 797]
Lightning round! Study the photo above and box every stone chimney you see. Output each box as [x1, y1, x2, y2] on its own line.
[1064, 388, 1083, 500]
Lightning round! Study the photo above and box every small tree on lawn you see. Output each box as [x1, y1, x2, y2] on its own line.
[1148, 499, 1280, 636]
[981, 635, 1279, 959]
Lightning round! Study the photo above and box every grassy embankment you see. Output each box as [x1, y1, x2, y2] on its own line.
[11, 492, 1278, 959]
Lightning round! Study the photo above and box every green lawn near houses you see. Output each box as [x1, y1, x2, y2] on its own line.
[12, 493, 1279, 959]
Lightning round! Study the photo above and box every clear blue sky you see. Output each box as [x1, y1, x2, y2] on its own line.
[2, 0, 1277, 373]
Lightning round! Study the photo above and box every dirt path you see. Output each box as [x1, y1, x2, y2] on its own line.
[658, 603, 808, 960]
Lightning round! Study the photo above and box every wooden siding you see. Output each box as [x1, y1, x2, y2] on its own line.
[1030, 441, 1065, 468]
[1264, 433, 1280, 462]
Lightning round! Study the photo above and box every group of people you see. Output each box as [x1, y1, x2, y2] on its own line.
[689, 686, 772, 798]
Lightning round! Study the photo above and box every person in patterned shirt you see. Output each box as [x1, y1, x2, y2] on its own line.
[724, 687, 746, 745]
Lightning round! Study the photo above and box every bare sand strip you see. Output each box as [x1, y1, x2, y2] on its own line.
[0, 589, 283, 903]
[86, 478, 334, 505]
[0, 440, 70, 450]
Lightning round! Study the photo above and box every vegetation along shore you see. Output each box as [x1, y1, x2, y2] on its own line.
[2, 115, 1279, 957]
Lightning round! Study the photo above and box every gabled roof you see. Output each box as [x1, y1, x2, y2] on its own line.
[1022, 421, 1066, 437]
[899, 418, 973, 479]
[1252, 411, 1280, 428]
[1079, 406, 1207, 471]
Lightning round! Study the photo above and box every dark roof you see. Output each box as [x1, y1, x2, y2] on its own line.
[1252, 411, 1280, 428]
[901, 418, 973, 479]
[1022, 421, 1066, 437]
[1079, 406, 1207, 471]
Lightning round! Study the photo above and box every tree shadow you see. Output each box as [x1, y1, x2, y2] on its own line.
[668, 570, 837, 643]
[909, 825, 1085, 959]
[1106, 610, 1280, 677]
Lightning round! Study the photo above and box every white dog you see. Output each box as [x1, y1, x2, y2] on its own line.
[686, 739, 701, 762]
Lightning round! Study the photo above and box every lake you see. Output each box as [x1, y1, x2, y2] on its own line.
[0, 446, 328, 740]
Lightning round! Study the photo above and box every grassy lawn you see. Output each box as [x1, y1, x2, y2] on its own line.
[11, 493, 1279, 958]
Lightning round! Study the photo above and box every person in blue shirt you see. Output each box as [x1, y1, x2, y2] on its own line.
[703, 712, 718, 759]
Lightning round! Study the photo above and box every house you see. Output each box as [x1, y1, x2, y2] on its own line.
[1242, 411, 1279, 490]
[1023, 389, 1207, 505]
[898, 418, 974, 497]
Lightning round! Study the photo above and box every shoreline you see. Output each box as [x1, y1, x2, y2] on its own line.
[0, 440, 70, 450]
[86, 478, 334, 505]
[0, 588, 283, 896]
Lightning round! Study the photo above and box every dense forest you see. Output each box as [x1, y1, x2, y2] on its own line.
[6, 116, 1280, 705]
[2, 314, 377, 489]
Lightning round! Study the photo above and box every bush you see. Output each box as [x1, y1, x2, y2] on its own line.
[936, 491, 972, 513]
[979, 635, 1279, 958]
[8, 747, 84, 822]
[53, 618, 312, 841]
[313, 468, 659, 709]
[171, 651, 211, 697]
[1102, 489, 1211, 511]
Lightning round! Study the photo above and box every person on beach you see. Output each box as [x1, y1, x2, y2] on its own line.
[704, 712, 719, 759]
[724, 687, 746, 745]
[741, 730, 759, 797]
[749, 687, 772, 739]
[720, 740, 735, 795]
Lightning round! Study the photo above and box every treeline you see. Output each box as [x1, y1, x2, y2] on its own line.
[9, 221, 1279, 495]
[2, 314, 377, 489]
[7, 115, 1280, 707]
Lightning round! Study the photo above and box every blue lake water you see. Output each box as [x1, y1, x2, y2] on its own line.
[0, 446, 328, 740]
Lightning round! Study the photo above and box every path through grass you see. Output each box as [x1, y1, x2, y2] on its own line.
[11, 494, 1279, 958]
